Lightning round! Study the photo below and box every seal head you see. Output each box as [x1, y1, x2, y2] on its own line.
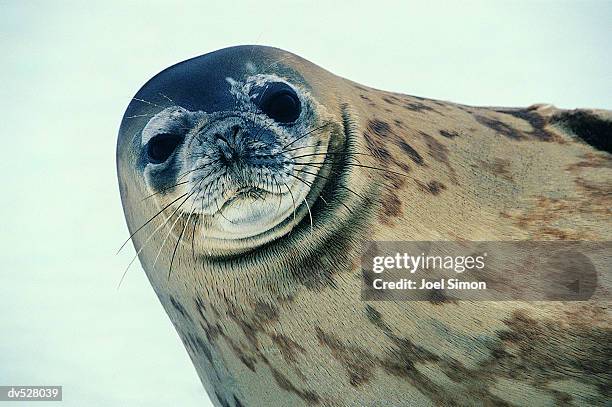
[119, 46, 346, 255]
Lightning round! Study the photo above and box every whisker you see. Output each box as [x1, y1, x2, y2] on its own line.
[282, 123, 331, 151]
[265, 55, 293, 70]
[303, 196, 313, 235]
[283, 179, 297, 228]
[288, 152, 375, 163]
[167, 182, 204, 279]
[214, 196, 237, 224]
[117, 192, 189, 254]
[296, 169, 365, 200]
[284, 173, 314, 234]
[248, 83, 274, 142]
[158, 92, 176, 105]
[288, 172, 352, 214]
[117, 188, 196, 288]
[293, 161, 408, 177]
[281, 143, 325, 154]
[151, 189, 198, 269]
[177, 158, 222, 181]
[193, 183, 213, 259]
[271, 176, 283, 214]
[209, 172, 238, 225]
[132, 97, 164, 109]
[125, 113, 155, 119]
[141, 181, 190, 202]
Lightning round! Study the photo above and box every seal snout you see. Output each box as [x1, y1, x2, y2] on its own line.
[206, 121, 288, 176]
[185, 114, 295, 219]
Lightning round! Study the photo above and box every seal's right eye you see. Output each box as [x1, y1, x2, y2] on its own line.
[146, 133, 182, 164]
[252, 82, 301, 124]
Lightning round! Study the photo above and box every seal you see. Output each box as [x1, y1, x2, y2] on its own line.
[117, 46, 612, 406]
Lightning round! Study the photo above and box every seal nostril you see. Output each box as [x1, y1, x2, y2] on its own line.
[215, 133, 232, 147]
[215, 133, 237, 162]
[231, 125, 240, 139]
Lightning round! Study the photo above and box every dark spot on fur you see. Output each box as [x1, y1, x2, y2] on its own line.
[566, 153, 612, 171]
[395, 161, 411, 172]
[475, 115, 524, 140]
[403, 102, 435, 113]
[381, 191, 402, 217]
[479, 158, 514, 181]
[215, 391, 231, 407]
[220, 328, 257, 372]
[382, 341, 423, 375]
[551, 391, 573, 407]
[253, 301, 279, 322]
[315, 327, 375, 387]
[270, 367, 320, 404]
[383, 171, 406, 189]
[456, 104, 470, 112]
[574, 177, 611, 203]
[422, 133, 449, 163]
[184, 332, 214, 364]
[379, 338, 458, 406]
[368, 119, 392, 137]
[194, 296, 206, 315]
[227, 308, 261, 349]
[495, 309, 612, 401]
[496, 108, 554, 141]
[194, 297, 221, 342]
[421, 133, 459, 184]
[415, 180, 446, 195]
[270, 334, 306, 363]
[233, 395, 246, 407]
[363, 131, 392, 164]
[169, 295, 192, 322]
[378, 173, 405, 224]
[396, 140, 424, 165]
[364, 305, 392, 334]
[551, 110, 612, 153]
[382, 96, 397, 105]
[361, 269, 376, 288]
[439, 129, 461, 139]
[427, 288, 456, 305]
[365, 119, 424, 171]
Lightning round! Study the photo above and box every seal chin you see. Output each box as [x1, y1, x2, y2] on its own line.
[213, 190, 303, 239]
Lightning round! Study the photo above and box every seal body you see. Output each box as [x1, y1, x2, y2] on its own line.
[117, 46, 611, 406]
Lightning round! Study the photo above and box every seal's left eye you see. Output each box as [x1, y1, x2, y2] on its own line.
[254, 82, 301, 123]
[147, 133, 182, 164]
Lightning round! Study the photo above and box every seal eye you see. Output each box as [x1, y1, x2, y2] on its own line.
[255, 82, 301, 123]
[147, 133, 182, 164]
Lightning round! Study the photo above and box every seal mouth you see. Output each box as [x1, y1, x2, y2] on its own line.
[218, 186, 273, 212]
